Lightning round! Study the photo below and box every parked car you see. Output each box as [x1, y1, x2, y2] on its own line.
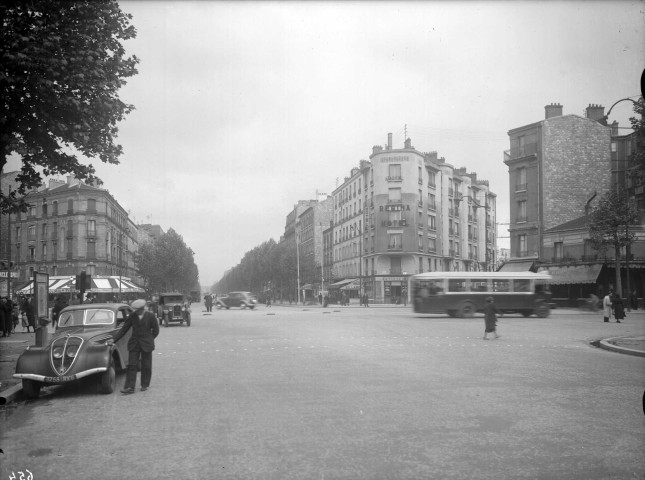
[215, 292, 257, 309]
[14, 303, 133, 399]
[157, 293, 191, 327]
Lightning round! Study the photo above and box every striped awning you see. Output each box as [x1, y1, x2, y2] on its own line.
[17, 276, 144, 294]
[539, 265, 602, 285]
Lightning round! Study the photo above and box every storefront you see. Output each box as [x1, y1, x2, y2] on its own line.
[370, 275, 410, 304]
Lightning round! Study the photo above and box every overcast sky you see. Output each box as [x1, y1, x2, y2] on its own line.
[7, 1, 644, 287]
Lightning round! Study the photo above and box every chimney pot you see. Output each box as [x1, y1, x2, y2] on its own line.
[545, 103, 563, 119]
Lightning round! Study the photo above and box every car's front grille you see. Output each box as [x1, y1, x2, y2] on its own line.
[172, 306, 182, 316]
[50, 336, 84, 375]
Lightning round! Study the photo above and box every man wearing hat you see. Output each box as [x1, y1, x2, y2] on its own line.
[112, 298, 160, 394]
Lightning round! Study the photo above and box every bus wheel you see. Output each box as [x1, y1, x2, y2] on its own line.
[459, 302, 476, 318]
[535, 303, 550, 318]
[446, 310, 457, 318]
[521, 310, 532, 317]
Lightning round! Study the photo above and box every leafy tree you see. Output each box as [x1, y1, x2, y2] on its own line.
[628, 96, 645, 191]
[1, 0, 139, 214]
[588, 191, 639, 296]
[136, 229, 199, 294]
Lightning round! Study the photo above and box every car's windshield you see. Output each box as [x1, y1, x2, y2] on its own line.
[58, 309, 115, 327]
[162, 296, 183, 303]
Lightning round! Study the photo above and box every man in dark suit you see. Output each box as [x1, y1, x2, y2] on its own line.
[113, 298, 160, 394]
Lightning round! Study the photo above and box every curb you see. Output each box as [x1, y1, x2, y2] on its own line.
[0, 383, 22, 406]
[597, 337, 645, 358]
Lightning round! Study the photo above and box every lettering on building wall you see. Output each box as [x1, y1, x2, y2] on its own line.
[380, 156, 410, 163]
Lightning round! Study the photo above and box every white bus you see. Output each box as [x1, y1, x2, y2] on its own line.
[411, 271, 552, 318]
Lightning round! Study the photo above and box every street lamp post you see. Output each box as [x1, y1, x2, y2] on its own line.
[296, 220, 301, 304]
[350, 224, 362, 299]
[601, 97, 639, 310]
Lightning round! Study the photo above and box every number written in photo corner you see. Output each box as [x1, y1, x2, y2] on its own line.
[9, 471, 34, 480]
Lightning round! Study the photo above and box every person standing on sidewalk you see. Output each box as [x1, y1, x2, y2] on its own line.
[603, 290, 613, 323]
[612, 292, 625, 323]
[483, 297, 502, 340]
[112, 299, 160, 394]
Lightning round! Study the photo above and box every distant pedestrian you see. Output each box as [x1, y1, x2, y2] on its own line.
[204, 294, 213, 312]
[113, 299, 160, 394]
[0, 297, 10, 337]
[51, 296, 68, 329]
[630, 289, 638, 310]
[483, 297, 502, 340]
[362, 293, 369, 307]
[602, 290, 613, 323]
[23, 297, 36, 333]
[612, 293, 625, 323]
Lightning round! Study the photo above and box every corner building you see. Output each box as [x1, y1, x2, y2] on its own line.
[333, 134, 497, 304]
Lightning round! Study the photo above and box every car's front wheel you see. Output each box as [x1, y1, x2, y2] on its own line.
[22, 379, 41, 399]
[164, 314, 169, 328]
[99, 359, 116, 394]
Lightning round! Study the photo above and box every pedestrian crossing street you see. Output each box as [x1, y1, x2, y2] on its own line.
[155, 335, 589, 355]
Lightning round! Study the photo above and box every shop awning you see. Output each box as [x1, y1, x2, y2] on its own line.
[540, 265, 602, 285]
[301, 284, 313, 290]
[17, 276, 145, 295]
[329, 278, 357, 289]
[498, 261, 535, 272]
[340, 280, 360, 290]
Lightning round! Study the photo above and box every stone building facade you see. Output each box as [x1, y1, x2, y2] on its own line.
[332, 134, 497, 304]
[503, 103, 612, 267]
[9, 176, 140, 285]
[503, 102, 644, 303]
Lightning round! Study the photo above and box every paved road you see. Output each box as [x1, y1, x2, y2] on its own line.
[1, 306, 644, 480]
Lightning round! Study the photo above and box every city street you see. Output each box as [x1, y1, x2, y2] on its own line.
[1, 304, 644, 480]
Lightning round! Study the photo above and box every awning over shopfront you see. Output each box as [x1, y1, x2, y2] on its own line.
[329, 278, 357, 289]
[539, 265, 602, 285]
[301, 284, 313, 290]
[498, 261, 535, 272]
[340, 280, 360, 291]
[17, 276, 145, 295]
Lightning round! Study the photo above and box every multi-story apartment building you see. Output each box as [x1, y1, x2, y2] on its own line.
[503, 102, 644, 302]
[332, 134, 497, 303]
[9, 176, 140, 286]
[1, 171, 20, 296]
[281, 198, 333, 300]
[503, 103, 612, 269]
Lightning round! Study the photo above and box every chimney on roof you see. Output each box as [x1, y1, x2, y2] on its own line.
[585, 104, 605, 122]
[372, 145, 383, 155]
[610, 121, 619, 136]
[404, 138, 412, 149]
[545, 103, 563, 119]
[387, 133, 392, 150]
[49, 179, 65, 190]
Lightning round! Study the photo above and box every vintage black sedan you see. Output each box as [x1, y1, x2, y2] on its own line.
[215, 292, 257, 309]
[14, 303, 133, 399]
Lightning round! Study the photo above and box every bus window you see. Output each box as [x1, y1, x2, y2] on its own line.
[470, 280, 488, 292]
[448, 279, 467, 292]
[492, 279, 510, 292]
[513, 279, 530, 292]
[416, 280, 443, 296]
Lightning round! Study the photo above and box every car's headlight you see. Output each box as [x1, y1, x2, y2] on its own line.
[66, 345, 79, 358]
[52, 347, 64, 359]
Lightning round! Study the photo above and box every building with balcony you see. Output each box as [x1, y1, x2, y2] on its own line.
[503, 103, 612, 271]
[332, 134, 497, 303]
[503, 102, 644, 303]
[9, 176, 141, 287]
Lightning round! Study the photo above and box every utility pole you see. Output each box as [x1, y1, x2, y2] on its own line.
[296, 220, 301, 304]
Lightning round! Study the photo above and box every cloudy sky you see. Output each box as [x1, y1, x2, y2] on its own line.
[7, 1, 644, 286]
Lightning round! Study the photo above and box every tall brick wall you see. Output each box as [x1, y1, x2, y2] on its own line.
[542, 115, 611, 230]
